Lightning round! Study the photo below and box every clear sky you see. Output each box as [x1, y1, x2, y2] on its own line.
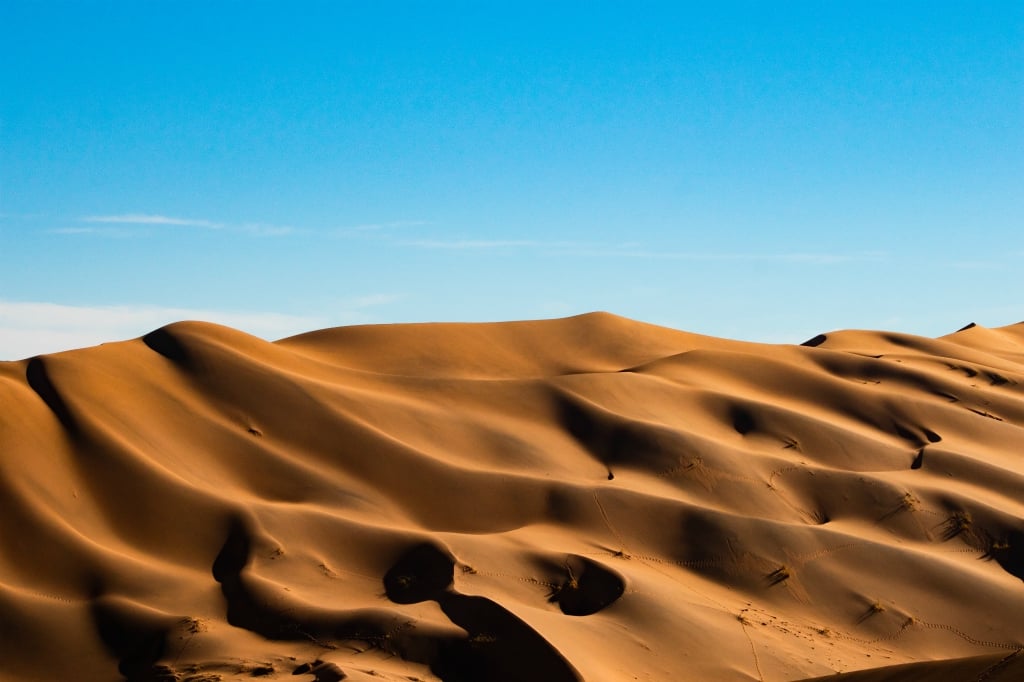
[2, 2, 1022, 359]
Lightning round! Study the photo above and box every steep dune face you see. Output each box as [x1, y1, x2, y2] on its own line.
[1, 312, 1022, 681]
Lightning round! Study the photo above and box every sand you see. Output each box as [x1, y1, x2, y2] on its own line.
[0, 312, 1021, 681]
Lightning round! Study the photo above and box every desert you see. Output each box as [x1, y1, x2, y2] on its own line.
[5, 3, 1022, 680]
[1, 312, 1021, 681]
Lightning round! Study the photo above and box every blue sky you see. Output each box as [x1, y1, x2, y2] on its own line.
[1, 2, 1022, 359]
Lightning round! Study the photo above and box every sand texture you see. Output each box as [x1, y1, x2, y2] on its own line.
[1, 312, 1022, 681]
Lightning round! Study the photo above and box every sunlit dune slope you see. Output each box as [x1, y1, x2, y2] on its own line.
[1, 312, 1022, 681]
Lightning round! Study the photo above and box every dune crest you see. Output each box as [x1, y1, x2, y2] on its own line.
[1, 312, 1022, 681]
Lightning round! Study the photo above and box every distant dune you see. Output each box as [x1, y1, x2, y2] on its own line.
[1, 312, 1022, 681]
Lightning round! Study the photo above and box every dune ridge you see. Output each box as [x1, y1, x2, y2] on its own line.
[1, 312, 1022, 681]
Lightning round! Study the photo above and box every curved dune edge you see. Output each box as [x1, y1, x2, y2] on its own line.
[0, 311, 1021, 681]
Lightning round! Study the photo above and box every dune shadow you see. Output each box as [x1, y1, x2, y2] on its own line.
[142, 327, 192, 365]
[384, 542, 582, 682]
[90, 597, 175, 682]
[730, 406, 756, 436]
[544, 555, 625, 617]
[26, 357, 78, 434]
[554, 392, 680, 476]
[800, 334, 827, 348]
[292, 660, 347, 681]
[984, 529, 1024, 583]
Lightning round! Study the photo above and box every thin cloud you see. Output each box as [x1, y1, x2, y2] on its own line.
[48, 226, 139, 237]
[51, 227, 102, 234]
[330, 220, 429, 237]
[0, 300, 330, 361]
[237, 223, 298, 236]
[83, 213, 223, 228]
[63, 215, 296, 236]
[399, 239, 541, 250]
[392, 237, 875, 263]
[561, 248, 886, 264]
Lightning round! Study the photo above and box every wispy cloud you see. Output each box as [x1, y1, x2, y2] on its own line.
[398, 239, 541, 250]
[48, 226, 139, 237]
[51, 227, 103, 234]
[56, 214, 297, 237]
[237, 223, 298, 237]
[83, 213, 223, 228]
[0, 300, 330, 360]
[330, 220, 429, 237]
[558, 247, 886, 264]
[0, 296, 415, 360]
[393, 237, 881, 264]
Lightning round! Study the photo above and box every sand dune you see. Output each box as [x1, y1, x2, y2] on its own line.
[1, 312, 1022, 681]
